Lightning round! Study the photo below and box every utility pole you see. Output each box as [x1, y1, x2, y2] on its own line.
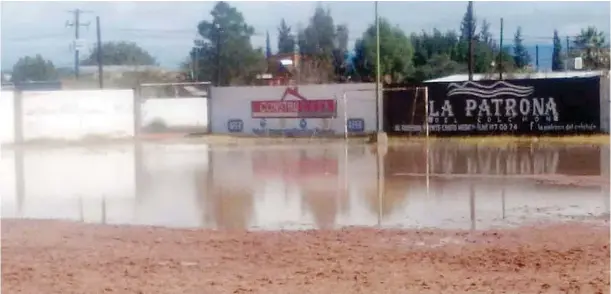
[535, 45, 539, 71]
[215, 23, 221, 87]
[66, 9, 90, 79]
[467, 1, 474, 81]
[565, 36, 570, 72]
[498, 18, 504, 80]
[96, 16, 103, 88]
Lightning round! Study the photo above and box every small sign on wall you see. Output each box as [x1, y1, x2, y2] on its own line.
[227, 119, 244, 133]
[347, 118, 365, 133]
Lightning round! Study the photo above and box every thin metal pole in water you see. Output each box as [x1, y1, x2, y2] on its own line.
[424, 87, 430, 197]
[501, 186, 506, 219]
[374, 1, 382, 133]
[343, 93, 348, 140]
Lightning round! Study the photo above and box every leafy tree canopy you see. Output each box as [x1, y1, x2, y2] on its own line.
[352, 18, 414, 83]
[11, 54, 59, 83]
[81, 41, 157, 66]
[193, 1, 265, 86]
[552, 30, 564, 71]
[513, 26, 531, 69]
[277, 18, 295, 54]
[572, 26, 609, 69]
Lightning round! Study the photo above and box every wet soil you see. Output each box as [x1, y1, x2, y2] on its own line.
[2, 219, 609, 294]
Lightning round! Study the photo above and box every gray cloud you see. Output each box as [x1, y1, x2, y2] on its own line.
[1, 1, 609, 70]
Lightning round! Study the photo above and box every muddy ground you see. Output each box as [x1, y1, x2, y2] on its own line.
[2, 219, 609, 294]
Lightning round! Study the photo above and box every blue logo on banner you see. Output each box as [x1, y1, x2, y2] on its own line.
[299, 119, 307, 129]
[227, 119, 244, 133]
[260, 118, 267, 128]
[347, 118, 365, 132]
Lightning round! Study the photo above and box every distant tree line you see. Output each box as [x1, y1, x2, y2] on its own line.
[7, 1, 610, 85]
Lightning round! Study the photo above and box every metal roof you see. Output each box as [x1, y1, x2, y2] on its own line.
[424, 71, 605, 83]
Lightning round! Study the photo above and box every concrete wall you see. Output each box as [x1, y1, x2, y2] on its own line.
[21, 90, 135, 141]
[141, 98, 209, 132]
[0, 91, 15, 144]
[210, 83, 376, 136]
[1, 89, 211, 144]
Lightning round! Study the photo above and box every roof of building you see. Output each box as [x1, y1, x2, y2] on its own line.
[424, 70, 605, 83]
[78, 65, 168, 74]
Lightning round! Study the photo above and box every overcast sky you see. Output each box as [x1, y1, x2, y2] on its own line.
[1, 1, 609, 70]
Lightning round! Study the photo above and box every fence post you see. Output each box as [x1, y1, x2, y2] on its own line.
[13, 90, 23, 144]
[133, 86, 141, 138]
[207, 83, 213, 134]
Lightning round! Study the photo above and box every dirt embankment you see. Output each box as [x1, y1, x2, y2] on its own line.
[2, 219, 609, 294]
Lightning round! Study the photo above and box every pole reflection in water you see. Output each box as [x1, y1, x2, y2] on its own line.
[469, 181, 476, 231]
[376, 144, 385, 227]
[3, 141, 609, 231]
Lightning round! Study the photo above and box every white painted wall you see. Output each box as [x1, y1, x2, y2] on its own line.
[22, 90, 134, 141]
[141, 98, 208, 130]
[0, 91, 15, 144]
[210, 83, 376, 136]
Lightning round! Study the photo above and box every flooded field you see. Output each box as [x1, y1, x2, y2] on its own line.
[3, 139, 610, 293]
[2, 140, 609, 230]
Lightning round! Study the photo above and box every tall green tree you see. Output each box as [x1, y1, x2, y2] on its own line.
[512, 26, 531, 69]
[332, 24, 350, 82]
[298, 4, 336, 57]
[296, 5, 351, 82]
[460, 2, 477, 41]
[81, 41, 157, 66]
[11, 55, 59, 82]
[193, 1, 265, 86]
[277, 18, 295, 54]
[572, 26, 609, 69]
[552, 30, 564, 71]
[352, 18, 414, 83]
[456, 2, 477, 64]
[479, 19, 494, 49]
[265, 30, 272, 58]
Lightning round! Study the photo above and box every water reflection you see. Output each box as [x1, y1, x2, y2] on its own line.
[1, 141, 608, 230]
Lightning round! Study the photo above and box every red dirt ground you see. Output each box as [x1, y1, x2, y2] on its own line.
[2, 219, 609, 294]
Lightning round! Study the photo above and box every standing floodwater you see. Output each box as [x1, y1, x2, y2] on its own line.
[2, 141, 608, 230]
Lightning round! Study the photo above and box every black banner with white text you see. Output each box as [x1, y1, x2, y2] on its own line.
[384, 77, 602, 135]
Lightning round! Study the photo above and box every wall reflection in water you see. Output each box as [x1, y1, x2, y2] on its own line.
[1, 142, 608, 230]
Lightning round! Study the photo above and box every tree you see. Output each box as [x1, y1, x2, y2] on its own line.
[277, 18, 295, 54]
[456, 2, 477, 64]
[81, 41, 157, 66]
[412, 54, 465, 82]
[460, 2, 477, 41]
[11, 55, 59, 83]
[265, 30, 272, 58]
[572, 26, 609, 69]
[352, 18, 414, 83]
[552, 30, 564, 71]
[512, 26, 531, 69]
[332, 24, 350, 82]
[298, 4, 336, 57]
[193, 1, 266, 86]
[479, 19, 495, 49]
[294, 5, 352, 83]
[295, 4, 338, 82]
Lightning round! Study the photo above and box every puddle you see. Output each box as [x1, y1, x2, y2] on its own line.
[1, 141, 609, 230]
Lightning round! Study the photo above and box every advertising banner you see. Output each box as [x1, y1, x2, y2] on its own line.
[385, 77, 602, 135]
[250, 87, 337, 119]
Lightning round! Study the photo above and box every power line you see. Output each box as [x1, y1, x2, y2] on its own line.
[4, 33, 72, 42]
